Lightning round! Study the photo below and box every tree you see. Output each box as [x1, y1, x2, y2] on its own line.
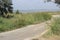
[16, 10, 20, 14]
[44, 0, 60, 4]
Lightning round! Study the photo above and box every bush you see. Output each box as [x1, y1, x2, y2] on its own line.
[41, 13, 52, 20]
[16, 10, 22, 14]
[15, 19, 27, 27]
[50, 17, 60, 35]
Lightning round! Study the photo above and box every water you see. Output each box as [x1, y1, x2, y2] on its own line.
[14, 9, 60, 13]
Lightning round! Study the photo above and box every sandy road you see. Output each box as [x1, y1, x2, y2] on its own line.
[0, 21, 48, 40]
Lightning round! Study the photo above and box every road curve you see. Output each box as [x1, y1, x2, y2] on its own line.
[0, 21, 48, 40]
[0, 15, 59, 40]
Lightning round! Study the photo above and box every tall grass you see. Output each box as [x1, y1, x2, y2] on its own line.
[0, 12, 52, 32]
[50, 17, 60, 35]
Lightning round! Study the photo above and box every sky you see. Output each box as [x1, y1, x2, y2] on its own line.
[12, 0, 60, 10]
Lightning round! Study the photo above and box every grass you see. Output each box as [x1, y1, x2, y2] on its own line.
[50, 17, 60, 35]
[42, 17, 60, 40]
[0, 12, 52, 32]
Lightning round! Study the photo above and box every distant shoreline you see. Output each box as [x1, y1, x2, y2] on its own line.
[13, 9, 60, 13]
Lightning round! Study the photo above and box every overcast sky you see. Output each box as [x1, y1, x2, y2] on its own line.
[12, 0, 60, 10]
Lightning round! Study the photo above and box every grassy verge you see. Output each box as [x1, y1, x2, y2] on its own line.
[41, 17, 60, 40]
[0, 12, 52, 32]
[50, 17, 60, 35]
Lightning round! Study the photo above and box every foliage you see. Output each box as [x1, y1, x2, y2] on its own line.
[16, 10, 20, 14]
[50, 17, 60, 35]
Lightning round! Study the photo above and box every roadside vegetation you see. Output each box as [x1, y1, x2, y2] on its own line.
[41, 17, 60, 40]
[50, 17, 60, 35]
[0, 11, 52, 32]
[45, 17, 60, 36]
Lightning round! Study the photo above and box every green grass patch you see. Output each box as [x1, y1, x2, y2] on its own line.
[0, 12, 52, 32]
[43, 17, 60, 38]
[50, 17, 60, 35]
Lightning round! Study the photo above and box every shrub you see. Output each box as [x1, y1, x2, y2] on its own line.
[15, 19, 27, 27]
[41, 13, 52, 20]
[16, 10, 22, 14]
[16, 10, 20, 14]
[50, 17, 60, 35]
